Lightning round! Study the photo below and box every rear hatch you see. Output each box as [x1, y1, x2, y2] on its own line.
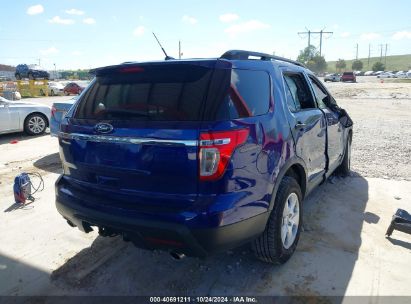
[59, 60, 232, 206]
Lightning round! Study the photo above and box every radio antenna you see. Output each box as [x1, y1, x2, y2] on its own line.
[152, 32, 175, 60]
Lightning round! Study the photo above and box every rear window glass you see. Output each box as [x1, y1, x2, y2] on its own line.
[343, 72, 353, 76]
[75, 65, 213, 121]
[75, 65, 270, 121]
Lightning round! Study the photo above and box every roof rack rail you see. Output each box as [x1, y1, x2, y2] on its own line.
[220, 50, 305, 68]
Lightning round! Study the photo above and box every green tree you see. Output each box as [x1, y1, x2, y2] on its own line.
[352, 60, 363, 71]
[306, 55, 327, 73]
[296, 45, 327, 73]
[372, 61, 385, 71]
[297, 45, 317, 64]
[335, 59, 346, 72]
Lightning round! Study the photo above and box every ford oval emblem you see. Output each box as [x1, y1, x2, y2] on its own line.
[94, 123, 113, 134]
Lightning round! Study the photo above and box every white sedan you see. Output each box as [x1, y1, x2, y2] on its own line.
[0, 96, 51, 135]
[39, 81, 66, 96]
[377, 72, 395, 78]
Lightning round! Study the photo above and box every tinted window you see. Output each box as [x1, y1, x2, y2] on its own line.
[205, 69, 270, 120]
[75, 65, 213, 121]
[283, 76, 300, 112]
[283, 73, 316, 111]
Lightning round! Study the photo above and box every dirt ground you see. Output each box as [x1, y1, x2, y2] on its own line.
[0, 77, 410, 297]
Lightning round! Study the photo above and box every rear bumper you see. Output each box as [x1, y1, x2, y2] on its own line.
[55, 175, 268, 257]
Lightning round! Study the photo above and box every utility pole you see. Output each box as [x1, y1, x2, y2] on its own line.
[318, 30, 333, 56]
[178, 41, 181, 59]
[38, 58, 41, 66]
[298, 29, 311, 48]
[384, 43, 388, 67]
[379, 44, 384, 62]
[298, 29, 333, 56]
[308, 30, 311, 47]
[355, 43, 358, 60]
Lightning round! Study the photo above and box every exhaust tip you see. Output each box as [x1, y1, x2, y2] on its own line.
[170, 251, 185, 260]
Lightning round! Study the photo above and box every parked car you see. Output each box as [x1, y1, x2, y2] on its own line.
[15, 64, 49, 80]
[324, 73, 341, 82]
[0, 96, 50, 135]
[396, 72, 407, 78]
[341, 71, 356, 82]
[377, 72, 395, 78]
[46, 82, 65, 96]
[364, 71, 374, 76]
[55, 50, 353, 264]
[63, 82, 84, 95]
[50, 96, 78, 136]
[373, 71, 384, 76]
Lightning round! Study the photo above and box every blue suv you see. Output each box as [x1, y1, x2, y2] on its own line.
[55, 50, 353, 264]
[15, 64, 49, 80]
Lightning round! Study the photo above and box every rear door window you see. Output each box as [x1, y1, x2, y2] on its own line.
[283, 73, 316, 112]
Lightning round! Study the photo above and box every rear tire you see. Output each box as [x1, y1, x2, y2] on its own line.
[252, 176, 303, 264]
[24, 113, 48, 136]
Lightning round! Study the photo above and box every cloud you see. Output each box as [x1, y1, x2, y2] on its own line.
[182, 15, 198, 25]
[392, 31, 411, 40]
[340, 32, 350, 38]
[40, 47, 59, 55]
[224, 20, 270, 37]
[49, 16, 75, 25]
[65, 9, 85, 15]
[219, 13, 239, 23]
[72, 51, 82, 56]
[27, 4, 44, 15]
[83, 18, 96, 25]
[133, 26, 145, 37]
[360, 32, 381, 40]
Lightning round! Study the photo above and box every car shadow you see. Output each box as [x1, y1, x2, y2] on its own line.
[0, 132, 50, 146]
[33, 152, 62, 174]
[49, 174, 369, 296]
[0, 253, 50, 295]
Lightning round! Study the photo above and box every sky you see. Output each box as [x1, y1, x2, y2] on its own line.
[1, 0, 411, 70]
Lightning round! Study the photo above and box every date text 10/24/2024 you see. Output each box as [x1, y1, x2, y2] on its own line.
[149, 297, 258, 303]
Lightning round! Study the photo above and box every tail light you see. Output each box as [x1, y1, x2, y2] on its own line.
[51, 105, 57, 118]
[199, 129, 249, 181]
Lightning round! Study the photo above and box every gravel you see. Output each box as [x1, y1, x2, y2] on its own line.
[326, 79, 411, 180]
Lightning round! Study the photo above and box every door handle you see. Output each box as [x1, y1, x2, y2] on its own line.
[295, 122, 306, 129]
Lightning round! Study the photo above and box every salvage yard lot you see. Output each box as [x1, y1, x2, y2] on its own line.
[1, 77, 411, 296]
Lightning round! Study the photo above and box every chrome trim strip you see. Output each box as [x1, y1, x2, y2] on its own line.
[58, 132, 198, 146]
[200, 138, 231, 146]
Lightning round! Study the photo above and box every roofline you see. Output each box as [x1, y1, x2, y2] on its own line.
[220, 50, 306, 68]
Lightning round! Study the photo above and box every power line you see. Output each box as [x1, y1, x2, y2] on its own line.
[297, 28, 333, 56]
